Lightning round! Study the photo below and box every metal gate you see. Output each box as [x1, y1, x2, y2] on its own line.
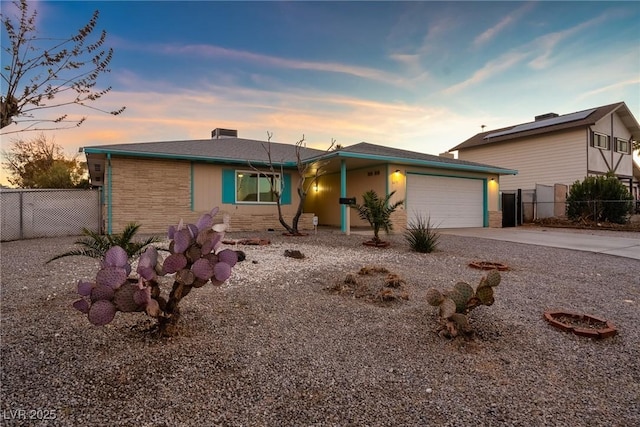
[1, 188, 101, 241]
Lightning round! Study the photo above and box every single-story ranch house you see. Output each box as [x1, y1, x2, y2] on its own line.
[81, 129, 517, 234]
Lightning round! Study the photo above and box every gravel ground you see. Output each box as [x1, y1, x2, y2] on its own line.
[1, 227, 639, 426]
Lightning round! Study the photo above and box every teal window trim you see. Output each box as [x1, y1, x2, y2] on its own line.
[222, 168, 292, 205]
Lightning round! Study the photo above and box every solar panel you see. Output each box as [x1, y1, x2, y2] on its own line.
[485, 108, 597, 139]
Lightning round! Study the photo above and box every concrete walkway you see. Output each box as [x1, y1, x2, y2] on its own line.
[438, 227, 640, 260]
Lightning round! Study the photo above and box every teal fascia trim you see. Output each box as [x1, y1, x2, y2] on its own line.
[190, 163, 195, 211]
[106, 153, 112, 234]
[82, 147, 298, 168]
[319, 151, 518, 176]
[340, 159, 347, 233]
[483, 178, 489, 227]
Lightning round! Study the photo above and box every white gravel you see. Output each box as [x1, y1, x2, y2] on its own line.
[1, 228, 639, 426]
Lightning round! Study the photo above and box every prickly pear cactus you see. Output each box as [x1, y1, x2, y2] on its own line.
[426, 270, 502, 338]
[72, 207, 239, 336]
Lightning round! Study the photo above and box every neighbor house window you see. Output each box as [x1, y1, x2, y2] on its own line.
[615, 138, 630, 154]
[236, 171, 280, 203]
[592, 132, 610, 150]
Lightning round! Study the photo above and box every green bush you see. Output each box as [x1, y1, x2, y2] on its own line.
[404, 214, 440, 253]
[566, 174, 633, 224]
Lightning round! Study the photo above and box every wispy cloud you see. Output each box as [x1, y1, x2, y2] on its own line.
[442, 51, 528, 94]
[473, 2, 536, 47]
[158, 43, 400, 85]
[528, 12, 612, 69]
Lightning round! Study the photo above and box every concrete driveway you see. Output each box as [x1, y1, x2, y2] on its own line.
[439, 227, 640, 260]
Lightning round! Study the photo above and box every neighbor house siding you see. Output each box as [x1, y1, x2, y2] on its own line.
[458, 129, 586, 191]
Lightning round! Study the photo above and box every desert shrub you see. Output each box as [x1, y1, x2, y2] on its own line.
[47, 222, 159, 263]
[566, 175, 633, 224]
[350, 190, 403, 244]
[404, 214, 439, 253]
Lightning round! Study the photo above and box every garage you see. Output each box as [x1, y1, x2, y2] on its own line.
[406, 174, 485, 228]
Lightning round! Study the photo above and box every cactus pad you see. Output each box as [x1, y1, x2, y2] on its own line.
[173, 229, 193, 254]
[73, 299, 90, 314]
[426, 288, 444, 306]
[133, 286, 151, 306]
[113, 282, 142, 312]
[485, 270, 501, 287]
[218, 249, 238, 267]
[439, 297, 456, 318]
[162, 253, 188, 274]
[96, 266, 127, 289]
[476, 286, 495, 306]
[88, 300, 117, 326]
[453, 282, 474, 302]
[77, 280, 94, 296]
[213, 261, 232, 282]
[91, 284, 115, 302]
[103, 246, 128, 268]
[192, 258, 214, 281]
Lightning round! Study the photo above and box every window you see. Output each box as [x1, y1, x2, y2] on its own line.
[236, 171, 280, 203]
[592, 132, 610, 150]
[615, 138, 630, 154]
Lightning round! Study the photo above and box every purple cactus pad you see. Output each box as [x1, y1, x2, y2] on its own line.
[173, 229, 192, 253]
[77, 280, 94, 296]
[91, 284, 115, 302]
[88, 300, 117, 326]
[96, 266, 128, 289]
[162, 253, 188, 274]
[192, 258, 214, 281]
[213, 261, 232, 282]
[73, 299, 90, 314]
[196, 213, 213, 231]
[217, 249, 238, 267]
[104, 246, 129, 268]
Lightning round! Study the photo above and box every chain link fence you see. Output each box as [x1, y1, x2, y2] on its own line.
[522, 200, 637, 222]
[1, 188, 101, 241]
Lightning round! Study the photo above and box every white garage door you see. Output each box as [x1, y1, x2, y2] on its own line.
[406, 174, 484, 228]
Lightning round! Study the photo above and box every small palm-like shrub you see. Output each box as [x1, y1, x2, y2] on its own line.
[404, 214, 439, 253]
[351, 190, 403, 244]
[47, 222, 160, 263]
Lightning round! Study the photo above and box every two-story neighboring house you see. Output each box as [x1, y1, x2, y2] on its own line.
[449, 102, 640, 196]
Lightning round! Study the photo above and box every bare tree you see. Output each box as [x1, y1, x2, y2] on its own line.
[1, 0, 125, 133]
[250, 133, 334, 235]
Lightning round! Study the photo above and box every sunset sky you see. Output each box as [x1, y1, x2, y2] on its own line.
[1, 1, 639, 186]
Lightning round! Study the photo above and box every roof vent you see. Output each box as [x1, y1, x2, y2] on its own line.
[535, 113, 559, 121]
[212, 128, 238, 139]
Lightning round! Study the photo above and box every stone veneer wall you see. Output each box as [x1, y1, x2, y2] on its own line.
[489, 211, 503, 228]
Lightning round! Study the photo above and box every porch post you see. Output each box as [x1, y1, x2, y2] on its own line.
[340, 160, 348, 233]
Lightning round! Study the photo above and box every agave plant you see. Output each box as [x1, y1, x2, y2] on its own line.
[351, 190, 404, 244]
[47, 222, 160, 263]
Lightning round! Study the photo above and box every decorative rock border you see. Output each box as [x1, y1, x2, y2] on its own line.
[468, 261, 510, 271]
[543, 310, 617, 339]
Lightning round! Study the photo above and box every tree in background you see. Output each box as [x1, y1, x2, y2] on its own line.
[566, 174, 633, 224]
[1, 0, 125, 133]
[2, 134, 89, 188]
